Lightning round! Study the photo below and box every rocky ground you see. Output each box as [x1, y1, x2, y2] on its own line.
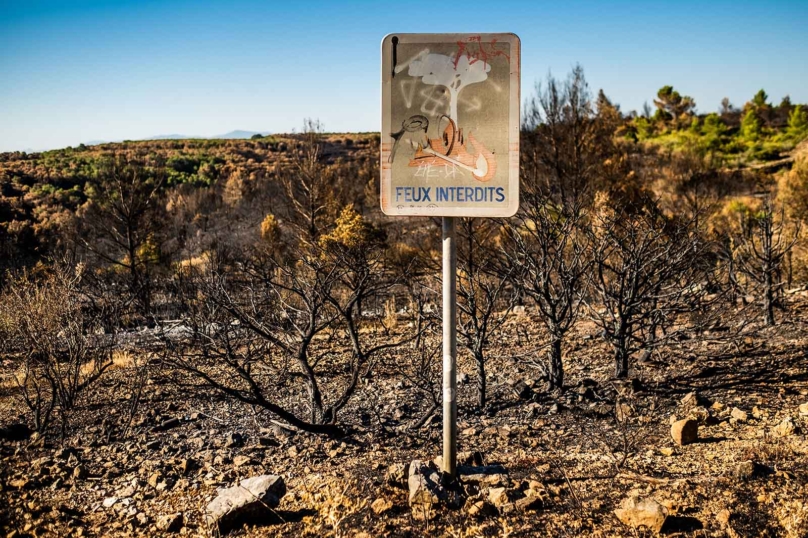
[1, 292, 808, 537]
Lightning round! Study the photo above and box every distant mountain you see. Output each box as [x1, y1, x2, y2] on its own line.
[210, 130, 270, 139]
[147, 134, 194, 140]
[84, 130, 272, 147]
[146, 130, 271, 141]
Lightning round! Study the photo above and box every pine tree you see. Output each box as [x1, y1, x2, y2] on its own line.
[787, 105, 808, 139]
[741, 109, 762, 141]
[653, 85, 695, 126]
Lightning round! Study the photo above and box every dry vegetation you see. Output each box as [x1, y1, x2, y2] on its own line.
[1, 70, 808, 537]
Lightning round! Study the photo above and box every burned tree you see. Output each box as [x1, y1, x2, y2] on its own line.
[165, 206, 409, 436]
[0, 262, 115, 437]
[736, 197, 801, 326]
[504, 66, 605, 391]
[456, 218, 515, 409]
[587, 206, 715, 378]
[77, 154, 166, 317]
[504, 201, 590, 391]
[521, 65, 615, 213]
[278, 119, 338, 242]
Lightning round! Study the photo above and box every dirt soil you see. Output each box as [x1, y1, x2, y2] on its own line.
[1, 293, 807, 537]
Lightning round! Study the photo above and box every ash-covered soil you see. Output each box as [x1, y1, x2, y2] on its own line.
[2, 294, 807, 537]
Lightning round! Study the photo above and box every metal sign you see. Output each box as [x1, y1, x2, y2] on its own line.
[381, 33, 520, 482]
[381, 33, 520, 217]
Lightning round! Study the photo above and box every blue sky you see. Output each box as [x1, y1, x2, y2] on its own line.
[1, 0, 807, 152]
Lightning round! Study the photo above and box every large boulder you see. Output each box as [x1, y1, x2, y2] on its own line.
[614, 495, 668, 533]
[408, 460, 445, 506]
[671, 419, 698, 446]
[206, 474, 286, 533]
[407, 460, 464, 518]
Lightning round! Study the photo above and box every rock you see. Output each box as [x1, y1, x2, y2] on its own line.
[72, 465, 87, 480]
[102, 497, 118, 508]
[257, 437, 279, 448]
[510, 380, 533, 400]
[687, 406, 711, 425]
[616, 403, 632, 422]
[178, 458, 195, 475]
[716, 509, 731, 526]
[614, 495, 668, 533]
[386, 463, 407, 486]
[659, 447, 675, 457]
[54, 447, 77, 460]
[157, 513, 183, 533]
[225, 432, 245, 448]
[799, 403, 808, 416]
[671, 419, 698, 446]
[733, 460, 771, 480]
[458, 464, 509, 487]
[287, 446, 299, 458]
[457, 451, 483, 467]
[270, 423, 295, 440]
[465, 497, 494, 517]
[117, 485, 137, 498]
[488, 487, 519, 507]
[153, 418, 180, 432]
[206, 475, 286, 533]
[731, 408, 748, 422]
[371, 497, 393, 515]
[515, 495, 543, 512]
[408, 460, 444, 507]
[134, 512, 149, 527]
[680, 392, 702, 410]
[148, 472, 162, 488]
[773, 417, 797, 437]
[457, 372, 469, 385]
[233, 455, 251, 468]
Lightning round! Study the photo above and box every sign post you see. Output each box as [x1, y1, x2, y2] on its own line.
[442, 215, 457, 478]
[381, 33, 520, 479]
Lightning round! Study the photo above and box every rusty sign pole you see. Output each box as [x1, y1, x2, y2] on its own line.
[442, 216, 457, 480]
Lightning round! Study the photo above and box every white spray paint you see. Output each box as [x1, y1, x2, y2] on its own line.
[407, 53, 490, 124]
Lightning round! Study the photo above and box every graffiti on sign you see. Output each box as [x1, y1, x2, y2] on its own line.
[381, 33, 520, 217]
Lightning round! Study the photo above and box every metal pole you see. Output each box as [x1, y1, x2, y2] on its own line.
[442, 216, 457, 480]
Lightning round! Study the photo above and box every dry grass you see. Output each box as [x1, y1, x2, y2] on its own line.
[1, 350, 133, 392]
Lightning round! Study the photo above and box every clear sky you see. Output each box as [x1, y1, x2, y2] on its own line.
[2, 0, 807, 152]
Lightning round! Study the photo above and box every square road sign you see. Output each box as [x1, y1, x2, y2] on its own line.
[381, 33, 520, 217]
